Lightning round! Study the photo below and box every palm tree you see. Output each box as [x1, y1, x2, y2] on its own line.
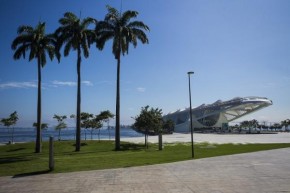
[96, 5, 149, 150]
[55, 13, 95, 151]
[12, 22, 57, 153]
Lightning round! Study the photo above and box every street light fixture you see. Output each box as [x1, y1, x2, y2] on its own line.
[187, 71, 194, 158]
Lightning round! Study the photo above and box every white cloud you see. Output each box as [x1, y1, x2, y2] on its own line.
[52, 80, 76, 87]
[137, 87, 146, 92]
[0, 80, 94, 89]
[0, 81, 37, 89]
[82, 80, 93, 86]
[52, 80, 94, 87]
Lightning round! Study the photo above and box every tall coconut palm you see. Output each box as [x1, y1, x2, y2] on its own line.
[96, 5, 149, 150]
[55, 12, 96, 151]
[12, 22, 57, 153]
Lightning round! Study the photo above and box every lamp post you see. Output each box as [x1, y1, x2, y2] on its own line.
[187, 71, 194, 158]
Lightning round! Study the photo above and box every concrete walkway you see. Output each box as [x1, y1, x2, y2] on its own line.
[1, 148, 290, 193]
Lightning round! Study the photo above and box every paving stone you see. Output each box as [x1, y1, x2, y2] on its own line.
[0, 148, 290, 193]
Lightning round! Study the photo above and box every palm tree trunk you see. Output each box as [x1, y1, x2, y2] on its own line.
[75, 48, 81, 152]
[115, 52, 121, 150]
[35, 58, 42, 153]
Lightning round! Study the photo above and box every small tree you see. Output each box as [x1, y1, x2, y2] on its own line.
[97, 110, 114, 140]
[80, 112, 94, 141]
[89, 116, 102, 141]
[249, 119, 259, 133]
[272, 123, 282, 131]
[163, 119, 175, 134]
[133, 106, 163, 148]
[281, 119, 290, 131]
[239, 120, 250, 133]
[1, 111, 18, 144]
[53, 114, 67, 141]
[33, 122, 49, 130]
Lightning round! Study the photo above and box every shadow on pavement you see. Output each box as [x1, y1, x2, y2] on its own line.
[13, 170, 51, 178]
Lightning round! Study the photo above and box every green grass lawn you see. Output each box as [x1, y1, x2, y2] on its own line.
[1, 140, 290, 177]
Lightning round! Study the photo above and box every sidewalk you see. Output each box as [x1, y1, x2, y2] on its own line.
[1, 148, 290, 193]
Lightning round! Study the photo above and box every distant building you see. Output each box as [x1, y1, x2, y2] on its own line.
[163, 96, 272, 132]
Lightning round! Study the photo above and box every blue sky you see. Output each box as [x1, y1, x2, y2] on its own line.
[0, 0, 290, 127]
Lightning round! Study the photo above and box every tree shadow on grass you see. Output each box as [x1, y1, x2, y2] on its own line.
[119, 143, 145, 151]
[0, 157, 32, 164]
[72, 143, 88, 147]
[6, 148, 26, 152]
[13, 169, 51, 178]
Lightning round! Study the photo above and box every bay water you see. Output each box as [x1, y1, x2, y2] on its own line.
[0, 127, 143, 144]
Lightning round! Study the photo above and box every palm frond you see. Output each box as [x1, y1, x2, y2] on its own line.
[121, 36, 129, 55]
[127, 21, 150, 31]
[64, 12, 78, 21]
[112, 37, 120, 59]
[28, 46, 37, 61]
[36, 22, 46, 34]
[121, 10, 138, 26]
[106, 5, 120, 18]
[82, 17, 97, 28]
[17, 25, 33, 34]
[97, 5, 149, 58]
[81, 33, 89, 58]
[11, 35, 30, 50]
[13, 44, 28, 60]
[64, 41, 72, 56]
[127, 29, 137, 47]
[96, 31, 114, 50]
[46, 45, 55, 61]
[132, 28, 149, 44]
[85, 30, 96, 47]
[59, 12, 78, 26]
[96, 21, 114, 34]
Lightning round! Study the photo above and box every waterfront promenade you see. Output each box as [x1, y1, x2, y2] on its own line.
[0, 148, 289, 193]
[0, 133, 290, 193]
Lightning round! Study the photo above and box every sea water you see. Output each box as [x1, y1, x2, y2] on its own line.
[0, 127, 144, 143]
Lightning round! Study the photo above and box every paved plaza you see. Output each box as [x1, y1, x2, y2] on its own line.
[123, 132, 290, 144]
[0, 147, 290, 193]
[1, 133, 290, 193]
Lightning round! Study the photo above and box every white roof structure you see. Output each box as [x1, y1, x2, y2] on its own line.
[163, 96, 272, 132]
